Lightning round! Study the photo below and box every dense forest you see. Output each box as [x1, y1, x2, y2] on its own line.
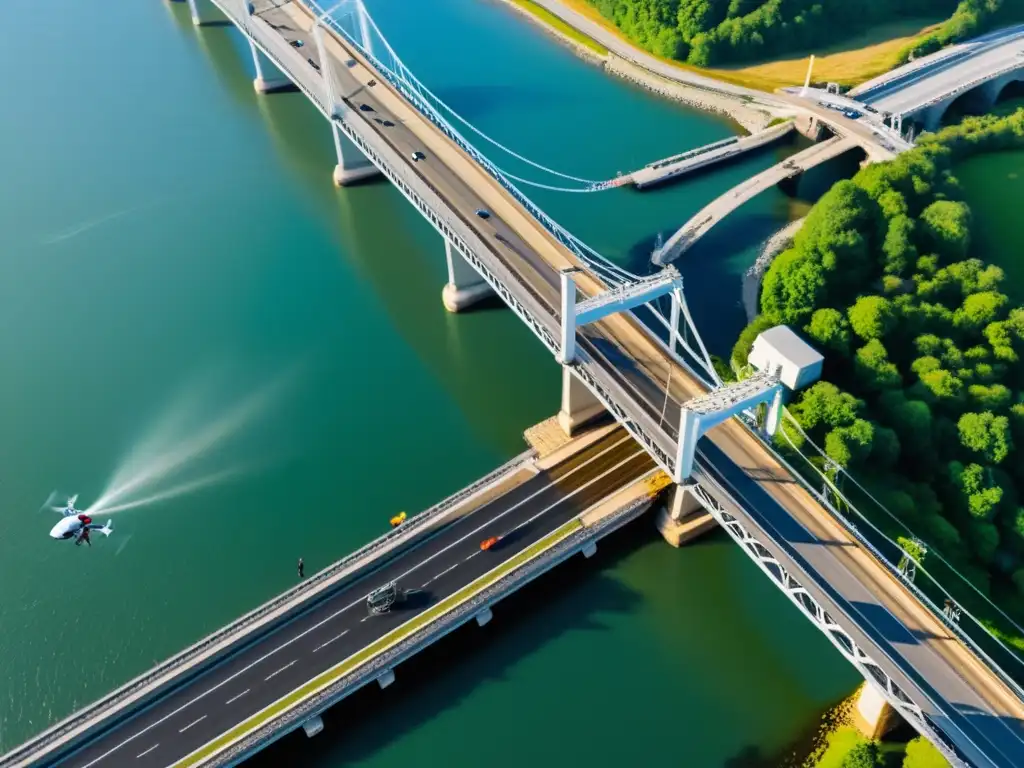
[732, 109, 1024, 603]
[585, 0, 1024, 67]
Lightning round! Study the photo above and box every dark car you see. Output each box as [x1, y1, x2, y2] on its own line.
[289, 39, 304, 48]
[359, 103, 374, 112]
[411, 151, 426, 162]
[475, 209, 491, 220]
[307, 57, 320, 72]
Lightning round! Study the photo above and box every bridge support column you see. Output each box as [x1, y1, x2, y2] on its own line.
[655, 484, 715, 547]
[442, 239, 493, 312]
[475, 607, 493, 627]
[851, 681, 901, 740]
[302, 715, 325, 738]
[557, 367, 605, 436]
[581, 540, 597, 558]
[918, 103, 947, 133]
[332, 123, 380, 186]
[248, 40, 295, 95]
[377, 669, 396, 690]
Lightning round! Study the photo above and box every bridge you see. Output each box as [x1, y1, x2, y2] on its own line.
[628, 119, 795, 189]
[6, 1, 1024, 766]
[650, 135, 858, 265]
[802, 24, 1024, 133]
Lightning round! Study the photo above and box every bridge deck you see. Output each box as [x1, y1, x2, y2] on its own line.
[629, 120, 795, 189]
[15, 426, 656, 768]
[652, 135, 857, 265]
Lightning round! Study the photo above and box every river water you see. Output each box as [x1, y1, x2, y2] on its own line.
[0, 0, 858, 763]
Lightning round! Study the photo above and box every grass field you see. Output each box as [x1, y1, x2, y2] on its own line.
[542, 1, 944, 92]
[714, 17, 946, 91]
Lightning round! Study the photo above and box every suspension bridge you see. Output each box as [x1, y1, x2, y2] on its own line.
[5, 1, 1024, 767]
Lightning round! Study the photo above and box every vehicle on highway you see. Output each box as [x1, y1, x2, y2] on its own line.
[289, 39, 304, 48]
[359, 103, 374, 112]
[844, 109, 862, 119]
[346, 58, 356, 67]
[307, 57, 320, 72]
[46, 494, 113, 547]
[368, 79, 377, 86]
[367, 582, 403, 614]
[475, 209, 491, 219]
[480, 536, 500, 551]
[390, 511, 407, 528]
[382, 120, 395, 127]
[411, 150, 426, 161]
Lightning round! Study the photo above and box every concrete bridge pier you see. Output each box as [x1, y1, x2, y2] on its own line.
[332, 124, 379, 186]
[302, 715, 324, 738]
[557, 367, 605, 436]
[248, 40, 295, 95]
[795, 114, 826, 141]
[442, 239, 494, 311]
[852, 681, 901, 739]
[655, 484, 715, 547]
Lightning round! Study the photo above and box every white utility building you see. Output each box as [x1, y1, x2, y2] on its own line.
[748, 325, 823, 390]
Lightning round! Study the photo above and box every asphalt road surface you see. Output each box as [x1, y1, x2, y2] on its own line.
[56, 430, 652, 767]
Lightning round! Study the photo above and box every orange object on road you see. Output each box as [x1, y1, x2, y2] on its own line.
[390, 511, 407, 528]
[480, 536, 499, 551]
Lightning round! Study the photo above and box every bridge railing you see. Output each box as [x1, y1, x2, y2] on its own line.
[0, 440, 536, 766]
[733, 410, 1024, 706]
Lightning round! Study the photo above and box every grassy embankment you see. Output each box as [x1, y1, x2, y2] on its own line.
[514, 0, 945, 92]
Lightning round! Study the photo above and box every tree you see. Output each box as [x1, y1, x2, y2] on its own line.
[825, 419, 874, 467]
[879, 390, 933, 441]
[950, 461, 1003, 520]
[883, 214, 915, 274]
[919, 199, 972, 262]
[958, 412, 1013, 464]
[871, 425, 901, 469]
[968, 520, 1001, 564]
[967, 383, 1012, 411]
[805, 308, 851, 355]
[855, 339, 902, 391]
[841, 741, 883, 768]
[794, 381, 861, 430]
[731, 313, 776, 369]
[759, 248, 826, 324]
[848, 295, 896, 340]
[911, 356, 942, 377]
[915, 368, 964, 404]
[954, 291, 1008, 333]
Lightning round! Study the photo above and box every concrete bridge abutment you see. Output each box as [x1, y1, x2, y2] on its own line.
[851, 681, 902, 740]
[795, 114, 826, 141]
[332, 124, 380, 186]
[441, 239, 494, 311]
[557, 367, 605, 436]
[655, 484, 716, 547]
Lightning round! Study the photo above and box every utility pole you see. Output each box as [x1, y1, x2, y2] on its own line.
[801, 55, 815, 97]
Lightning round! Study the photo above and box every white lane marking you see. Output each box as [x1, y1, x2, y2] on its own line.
[464, 551, 480, 562]
[224, 689, 249, 706]
[264, 660, 297, 682]
[178, 715, 207, 734]
[360, 615, 370, 622]
[135, 744, 159, 759]
[421, 581, 432, 588]
[433, 563, 460, 581]
[78, 435, 634, 767]
[313, 630, 349, 653]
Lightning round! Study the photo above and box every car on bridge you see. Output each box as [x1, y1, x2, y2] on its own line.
[480, 535, 500, 551]
[475, 209, 491, 220]
[411, 150, 426, 162]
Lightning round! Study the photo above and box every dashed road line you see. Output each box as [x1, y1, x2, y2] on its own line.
[313, 630, 349, 653]
[135, 744, 159, 759]
[224, 689, 249, 706]
[264, 660, 297, 682]
[179, 715, 207, 734]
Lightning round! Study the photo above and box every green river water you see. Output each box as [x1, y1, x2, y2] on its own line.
[0, 0, 860, 763]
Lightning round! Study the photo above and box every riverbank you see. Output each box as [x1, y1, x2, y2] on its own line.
[493, 0, 788, 133]
[743, 216, 806, 322]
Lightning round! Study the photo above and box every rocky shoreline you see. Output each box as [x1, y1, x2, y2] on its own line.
[743, 216, 806, 322]
[494, 0, 782, 133]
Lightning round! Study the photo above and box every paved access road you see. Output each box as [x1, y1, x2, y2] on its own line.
[56, 430, 653, 767]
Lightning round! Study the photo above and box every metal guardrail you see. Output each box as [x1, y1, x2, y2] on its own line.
[0, 444, 535, 766]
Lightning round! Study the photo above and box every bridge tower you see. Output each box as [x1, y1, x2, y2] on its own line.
[673, 325, 821, 482]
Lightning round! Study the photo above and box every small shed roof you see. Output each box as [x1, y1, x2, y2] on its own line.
[756, 325, 823, 369]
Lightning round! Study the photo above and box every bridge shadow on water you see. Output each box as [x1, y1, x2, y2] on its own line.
[243, 521, 659, 767]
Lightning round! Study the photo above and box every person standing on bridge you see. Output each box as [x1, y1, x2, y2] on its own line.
[297, 557, 305, 580]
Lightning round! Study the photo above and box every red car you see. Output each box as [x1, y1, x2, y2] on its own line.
[480, 536, 500, 551]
